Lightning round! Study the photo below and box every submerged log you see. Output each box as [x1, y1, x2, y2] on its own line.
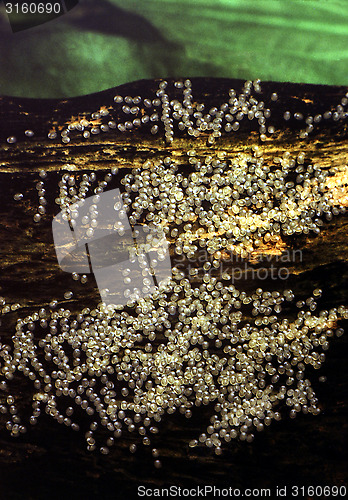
[0, 78, 347, 499]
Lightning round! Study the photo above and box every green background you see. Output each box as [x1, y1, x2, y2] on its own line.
[0, 0, 347, 98]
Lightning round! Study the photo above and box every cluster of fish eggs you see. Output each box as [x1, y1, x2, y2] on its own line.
[3, 79, 348, 467]
[120, 148, 345, 259]
[5, 78, 348, 146]
[57, 79, 348, 145]
[2, 143, 348, 467]
[0, 277, 347, 464]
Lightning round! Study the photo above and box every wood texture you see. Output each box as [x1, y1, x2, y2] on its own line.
[0, 78, 347, 499]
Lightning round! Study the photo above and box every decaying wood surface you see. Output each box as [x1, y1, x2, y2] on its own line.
[0, 79, 347, 499]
